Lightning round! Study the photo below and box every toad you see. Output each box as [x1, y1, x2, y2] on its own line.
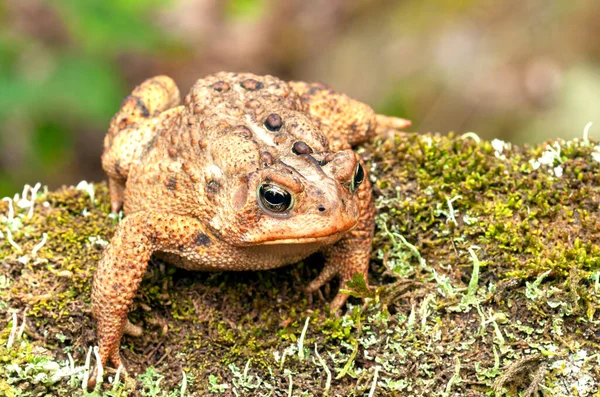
[92, 72, 410, 372]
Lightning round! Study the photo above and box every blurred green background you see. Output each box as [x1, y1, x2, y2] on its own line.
[0, 0, 599, 196]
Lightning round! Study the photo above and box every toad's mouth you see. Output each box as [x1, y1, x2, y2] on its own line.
[260, 235, 342, 245]
[243, 221, 358, 245]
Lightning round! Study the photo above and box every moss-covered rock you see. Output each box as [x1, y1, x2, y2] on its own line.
[0, 133, 599, 396]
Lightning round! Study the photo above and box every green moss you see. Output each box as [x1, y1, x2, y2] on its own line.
[1, 133, 599, 395]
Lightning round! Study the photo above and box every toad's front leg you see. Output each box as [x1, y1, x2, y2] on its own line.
[91, 212, 200, 370]
[306, 160, 376, 311]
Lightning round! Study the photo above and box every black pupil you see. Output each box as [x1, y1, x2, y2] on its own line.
[354, 164, 364, 187]
[265, 189, 285, 205]
[260, 184, 292, 212]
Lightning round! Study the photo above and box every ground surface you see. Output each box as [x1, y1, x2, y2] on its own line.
[0, 132, 599, 396]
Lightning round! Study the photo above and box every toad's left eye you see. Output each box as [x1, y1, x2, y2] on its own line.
[350, 163, 364, 192]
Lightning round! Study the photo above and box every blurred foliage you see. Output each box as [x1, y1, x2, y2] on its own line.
[0, 0, 599, 196]
[225, 0, 267, 20]
[0, 0, 175, 195]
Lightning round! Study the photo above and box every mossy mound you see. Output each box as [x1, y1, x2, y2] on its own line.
[0, 133, 599, 396]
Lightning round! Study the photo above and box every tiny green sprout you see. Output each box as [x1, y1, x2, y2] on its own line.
[112, 365, 123, 391]
[180, 370, 187, 397]
[313, 344, 331, 393]
[407, 304, 416, 330]
[81, 346, 94, 392]
[452, 246, 482, 311]
[18, 182, 42, 218]
[465, 247, 481, 300]
[6, 312, 18, 349]
[420, 294, 434, 332]
[5, 228, 22, 253]
[2, 197, 14, 220]
[340, 273, 372, 299]
[484, 309, 507, 351]
[208, 374, 229, 393]
[446, 195, 462, 226]
[138, 366, 165, 395]
[92, 346, 104, 392]
[526, 270, 552, 300]
[431, 269, 456, 297]
[335, 318, 362, 380]
[297, 317, 310, 360]
[367, 366, 380, 397]
[285, 369, 293, 397]
[583, 122, 593, 145]
[591, 270, 600, 294]
[76, 181, 96, 206]
[31, 233, 48, 256]
[460, 132, 481, 143]
[0, 274, 11, 289]
[442, 357, 462, 397]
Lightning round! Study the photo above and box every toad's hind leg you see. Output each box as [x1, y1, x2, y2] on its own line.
[101, 76, 181, 212]
[288, 81, 410, 152]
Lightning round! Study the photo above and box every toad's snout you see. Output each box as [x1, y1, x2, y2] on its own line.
[321, 150, 357, 185]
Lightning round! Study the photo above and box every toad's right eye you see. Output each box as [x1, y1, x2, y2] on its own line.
[258, 183, 293, 213]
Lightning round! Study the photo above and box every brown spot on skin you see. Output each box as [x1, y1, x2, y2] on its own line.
[217, 121, 231, 130]
[273, 133, 287, 144]
[320, 152, 335, 166]
[246, 99, 261, 109]
[166, 177, 177, 190]
[193, 232, 211, 246]
[241, 79, 264, 91]
[236, 125, 253, 139]
[211, 81, 230, 92]
[265, 114, 283, 131]
[114, 161, 122, 176]
[168, 147, 178, 158]
[282, 96, 297, 110]
[129, 95, 150, 117]
[188, 171, 200, 183]
[308, 86, 321, 96]
[207, 179, 221, 195]
[292, 141, 313, 155]
[261, 151, 274, 166]
[198, 140, 207, 149]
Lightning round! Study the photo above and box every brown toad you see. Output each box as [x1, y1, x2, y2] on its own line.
[92, 72, 410, 371]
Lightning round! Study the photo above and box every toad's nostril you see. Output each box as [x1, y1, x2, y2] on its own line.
[318, 205, 326, 213]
